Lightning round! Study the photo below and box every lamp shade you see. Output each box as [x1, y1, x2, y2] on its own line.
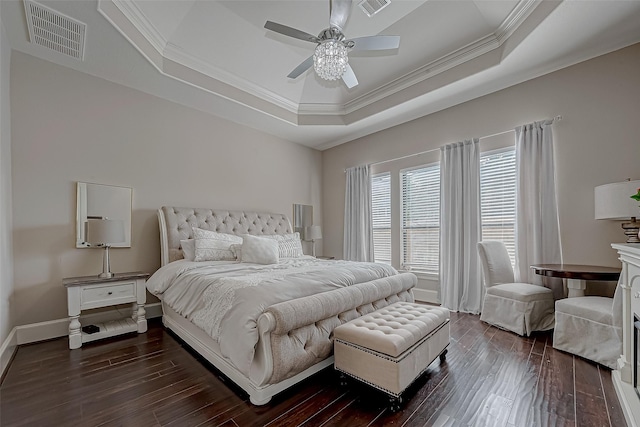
[305, 225, 322, 240]
[595, 180, 640, 220]
[86, 219, 125, 245]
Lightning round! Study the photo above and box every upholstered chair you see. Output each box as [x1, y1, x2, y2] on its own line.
[553, 281, 622, 368]
[477, 241, 555, 336]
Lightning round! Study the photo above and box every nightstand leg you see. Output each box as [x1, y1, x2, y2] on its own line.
[135, 304, 147, 333]
[69, 315, 82, 349]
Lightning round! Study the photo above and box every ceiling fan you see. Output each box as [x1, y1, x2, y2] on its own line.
[264, 0, 400, 88]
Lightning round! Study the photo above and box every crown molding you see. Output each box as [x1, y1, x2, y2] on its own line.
[337, 0, 540, 116]
[163, 43, 300, 114]
[100, 0, 542, 121]
[99, 0, 301, 121]
[109, 0, 168, 54]
[495, 0, 539, 43]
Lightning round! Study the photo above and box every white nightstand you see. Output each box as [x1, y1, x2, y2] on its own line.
[63, 272, 150, 349]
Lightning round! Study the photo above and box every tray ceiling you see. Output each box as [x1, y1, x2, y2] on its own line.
[2, 0, 640, 149]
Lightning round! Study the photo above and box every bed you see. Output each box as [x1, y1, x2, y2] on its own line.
[149, 206, 417, 405]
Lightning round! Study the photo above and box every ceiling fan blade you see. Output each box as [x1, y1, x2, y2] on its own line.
[342, 64, 358, 88]
[287, 56, 314, 79]
[329, 0, 352, 32]
[348, 35, 400, 52]
[264, 21, 319, 44]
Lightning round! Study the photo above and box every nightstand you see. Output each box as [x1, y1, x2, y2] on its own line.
[63, 272, 150, 349]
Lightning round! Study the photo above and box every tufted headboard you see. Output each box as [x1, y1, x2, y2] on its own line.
[158, 206, 293, 266]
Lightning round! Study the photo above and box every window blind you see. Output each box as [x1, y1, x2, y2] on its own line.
[401, 164, 440, 274]
[371, 172, 391, 264]
[480, 147, 517, 265]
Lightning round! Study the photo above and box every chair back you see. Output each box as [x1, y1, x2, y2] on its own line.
[477, 241, 515, 287]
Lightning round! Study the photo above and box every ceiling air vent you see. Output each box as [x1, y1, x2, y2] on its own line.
[359, 0, 390, 17]
[23, 0, 86, 60]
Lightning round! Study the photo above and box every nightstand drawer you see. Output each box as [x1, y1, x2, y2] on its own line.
[81, 282, 136, 308]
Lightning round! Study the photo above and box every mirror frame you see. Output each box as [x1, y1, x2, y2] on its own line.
[76, 182, 132, 248]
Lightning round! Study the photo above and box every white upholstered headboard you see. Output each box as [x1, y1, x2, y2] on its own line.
[158, 206, 293, 266]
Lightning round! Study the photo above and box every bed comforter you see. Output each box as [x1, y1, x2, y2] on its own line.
[147, 257, 398, 376]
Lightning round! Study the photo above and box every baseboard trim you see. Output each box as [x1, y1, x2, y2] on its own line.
[613, 369, 639, 427]
[0, 302, 163, 377]
[413, 288, 439, 304]
[0, 327, 17, 381]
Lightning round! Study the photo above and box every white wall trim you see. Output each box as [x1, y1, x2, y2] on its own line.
[110, 0, 168, 54]
[0, 302, 163, 378]
[613, 369, 639, 427]
[0, 327, 17, 380]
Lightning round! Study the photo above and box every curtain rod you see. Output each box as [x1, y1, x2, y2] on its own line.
[345, 115, 562, 171]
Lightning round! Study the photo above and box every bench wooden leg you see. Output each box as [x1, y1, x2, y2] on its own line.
[338, 372, 349, 387]
[389, 395, 403, 413]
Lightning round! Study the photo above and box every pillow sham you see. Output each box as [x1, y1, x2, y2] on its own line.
[261, 232, 304, 258]
[241, 234, 279, 265]
[180, 239, 196, 261]
[192, 228, 242, 262]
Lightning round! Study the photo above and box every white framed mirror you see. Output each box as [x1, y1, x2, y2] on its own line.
[293, 204, 313, 239]
[76, 182, 132, 248]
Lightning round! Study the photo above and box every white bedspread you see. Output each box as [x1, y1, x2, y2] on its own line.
[147, 257, 397, 375]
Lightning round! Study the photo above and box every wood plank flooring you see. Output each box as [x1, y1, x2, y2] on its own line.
[0, 313, 626, 427]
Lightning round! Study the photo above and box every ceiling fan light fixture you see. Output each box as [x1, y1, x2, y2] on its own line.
[313, 40, 349, 81]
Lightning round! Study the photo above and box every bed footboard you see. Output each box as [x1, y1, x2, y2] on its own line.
[250, 272, 417, 386]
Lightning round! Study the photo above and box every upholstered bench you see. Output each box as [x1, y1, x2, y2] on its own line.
[333, 301, 450, 410]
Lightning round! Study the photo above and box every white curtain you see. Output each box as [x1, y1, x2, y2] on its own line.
[439, 139, 483, 313]
[515, 120, 563, 284]
[344, 165, 374, 262]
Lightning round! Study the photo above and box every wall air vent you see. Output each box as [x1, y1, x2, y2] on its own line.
[359, 0, 391, 17]
[23, 0, 86, 60]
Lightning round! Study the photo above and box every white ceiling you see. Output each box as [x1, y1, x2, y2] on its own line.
[2, 0, 640, 150]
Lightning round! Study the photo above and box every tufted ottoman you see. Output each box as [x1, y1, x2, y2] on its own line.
[333, 301, 450, 410]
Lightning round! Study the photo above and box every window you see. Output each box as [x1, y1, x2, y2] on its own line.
[401, 164, 440, 274]
[373, 146, 515, 275]
[480, 147, 517, 265]
[371, 172, 391, 264]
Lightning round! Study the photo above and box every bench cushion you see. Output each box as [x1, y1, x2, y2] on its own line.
[333, 301, 450, 357]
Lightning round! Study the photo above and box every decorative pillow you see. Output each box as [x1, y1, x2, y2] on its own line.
[230, 243, 242, 261]
[261, 232, 304, 258]
[241, 234, 279, 265]
[180, 239, 196, 261]
[192, 228, 242, 262]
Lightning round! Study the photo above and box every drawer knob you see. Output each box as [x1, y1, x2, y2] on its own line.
[108, 291, 113, 295]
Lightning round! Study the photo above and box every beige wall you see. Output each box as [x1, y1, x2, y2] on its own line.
[323, 43, 640, 298]
[0, 16, 13, 343]
[10, 52, 322, 327]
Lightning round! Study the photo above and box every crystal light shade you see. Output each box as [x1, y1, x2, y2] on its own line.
[313, 40, 348, 81]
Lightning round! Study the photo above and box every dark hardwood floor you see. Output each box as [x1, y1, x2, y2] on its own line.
[0, 312, 626, 427]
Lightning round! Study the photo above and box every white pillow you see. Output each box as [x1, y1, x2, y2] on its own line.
[241, 234, 279, 265]
[180, 239, 195, 261]
[261, 232, 304, 258]
[192, 228, 242, 262]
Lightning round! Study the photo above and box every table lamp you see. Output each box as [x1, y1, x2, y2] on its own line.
[305, 225, 322, 257]
[86, 219, 125, 278]
[595, 179, 640, 243]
